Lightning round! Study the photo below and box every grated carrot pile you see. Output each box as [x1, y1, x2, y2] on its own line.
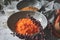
[15, 18, 39, 36]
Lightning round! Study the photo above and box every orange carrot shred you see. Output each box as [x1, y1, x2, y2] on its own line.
[15, 18, 39, 36]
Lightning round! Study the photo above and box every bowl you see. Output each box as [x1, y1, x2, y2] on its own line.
[7, 11, 47, 39]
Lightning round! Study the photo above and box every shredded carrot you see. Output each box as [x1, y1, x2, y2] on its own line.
[15, 18, 39, 36]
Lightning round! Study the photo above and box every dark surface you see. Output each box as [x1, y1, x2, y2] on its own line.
[44, 23, 59, 40]
[46, 0, 60, 3]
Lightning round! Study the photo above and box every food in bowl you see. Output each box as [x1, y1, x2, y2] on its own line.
[20, 6, 38, 11]
[15, 18, 40, 36]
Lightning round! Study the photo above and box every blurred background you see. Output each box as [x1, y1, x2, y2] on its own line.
[0, 0, 60, 40]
